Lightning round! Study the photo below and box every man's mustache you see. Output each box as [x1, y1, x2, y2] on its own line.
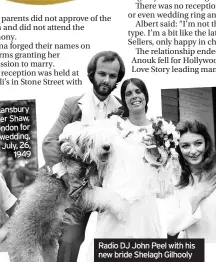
[100, 83, 117, 93]
[99, 83, 111, 88]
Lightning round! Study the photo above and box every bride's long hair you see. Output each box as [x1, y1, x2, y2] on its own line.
[120, 78, 149, 117]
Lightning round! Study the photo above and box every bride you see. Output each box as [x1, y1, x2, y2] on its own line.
[84, 78, 177, 259]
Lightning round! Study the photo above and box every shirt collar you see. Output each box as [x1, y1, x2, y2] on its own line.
[92, 90, 110, 107]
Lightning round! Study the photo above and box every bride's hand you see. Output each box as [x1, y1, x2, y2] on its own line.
[141, 133, 156, 148]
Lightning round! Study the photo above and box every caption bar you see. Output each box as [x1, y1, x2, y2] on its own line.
[94, 239, 204, 261]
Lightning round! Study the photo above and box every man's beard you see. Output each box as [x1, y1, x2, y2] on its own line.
[93, 80, 116, 97]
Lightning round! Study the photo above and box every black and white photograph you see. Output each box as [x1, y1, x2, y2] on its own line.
[0, 0, 216, 261]
[0, 99, 37, 253]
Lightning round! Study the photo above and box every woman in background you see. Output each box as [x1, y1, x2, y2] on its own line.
[167, 120, 216, 241]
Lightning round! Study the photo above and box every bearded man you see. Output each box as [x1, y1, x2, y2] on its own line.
[42, 51, 125, 262]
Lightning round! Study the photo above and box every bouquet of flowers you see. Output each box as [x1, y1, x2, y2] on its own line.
[149, 117, 180, 166]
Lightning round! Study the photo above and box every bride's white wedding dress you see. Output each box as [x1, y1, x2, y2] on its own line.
[86, 116, 174, 260]
[96, 117, 171, 237]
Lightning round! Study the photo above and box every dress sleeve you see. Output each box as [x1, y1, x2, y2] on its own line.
[165, 191, 202, 236]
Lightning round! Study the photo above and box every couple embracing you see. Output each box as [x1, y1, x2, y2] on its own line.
[43, 51, 216, 262]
